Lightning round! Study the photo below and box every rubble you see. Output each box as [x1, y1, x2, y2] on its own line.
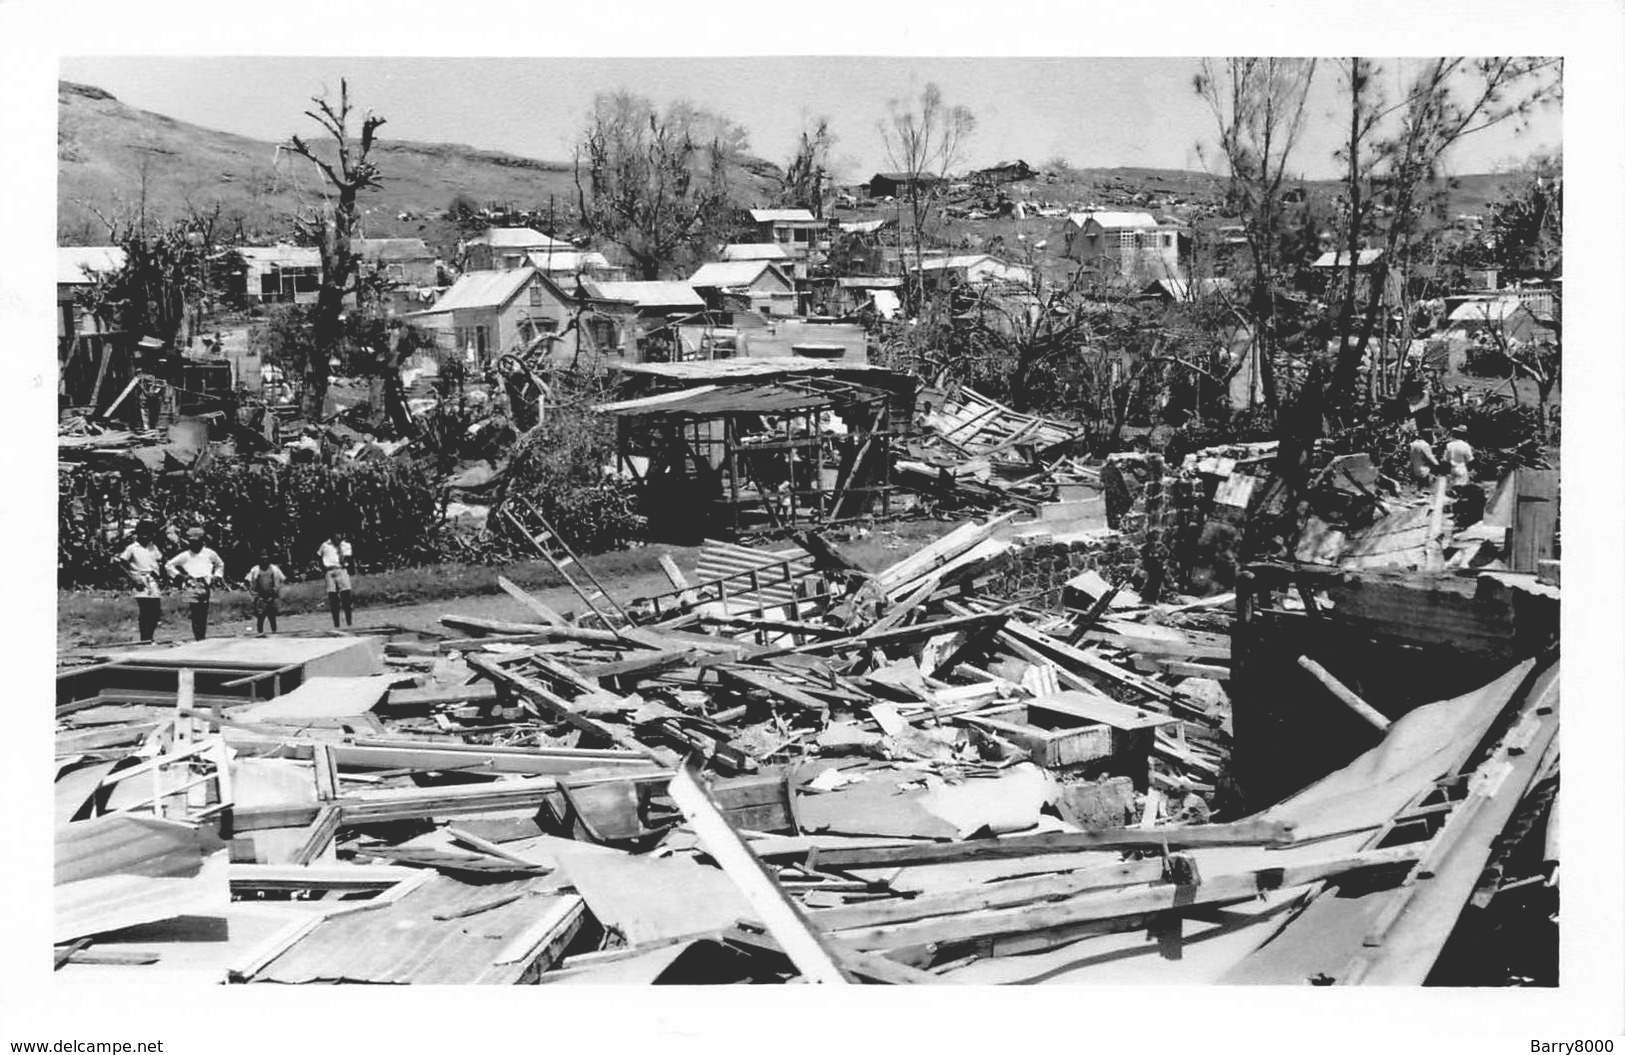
[52, 476, 1560, 983]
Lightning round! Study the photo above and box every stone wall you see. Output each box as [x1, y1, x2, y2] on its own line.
[986, 532, 1143, 610]
[989, 461, 1207, 610]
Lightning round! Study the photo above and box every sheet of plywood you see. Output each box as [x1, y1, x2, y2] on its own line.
[106, 636, 384, 679]
[238, 676, 397, 724]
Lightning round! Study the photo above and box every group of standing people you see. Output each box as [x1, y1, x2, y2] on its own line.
[114, 524, 359, 643]
[1407, 425, 1476, 490]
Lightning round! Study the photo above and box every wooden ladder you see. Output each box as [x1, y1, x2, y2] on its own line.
[501, 494, 632, 629]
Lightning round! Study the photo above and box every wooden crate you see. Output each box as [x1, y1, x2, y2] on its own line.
[958, 700, 1115, 769]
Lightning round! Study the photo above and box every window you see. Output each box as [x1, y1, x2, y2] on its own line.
[1163, 233, 1174, 248]
[386, 264, 406, 282]
[529, 282, 544, 307]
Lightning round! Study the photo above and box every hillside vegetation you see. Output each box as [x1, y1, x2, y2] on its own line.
[59, 79, 1525, 261]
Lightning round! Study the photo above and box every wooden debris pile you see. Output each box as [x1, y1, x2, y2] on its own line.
[53, 510, 1551, 985]
[896, 385, 1098, 516]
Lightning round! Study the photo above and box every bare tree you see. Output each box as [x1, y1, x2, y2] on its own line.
[777, 117, 835, 218]
[575, 91, 743, 280]
[281, 78, 386, 420]
[1326, 57, 1561, 408]
[1194, 58, 1320, 416]
[879, 84, 976, 302]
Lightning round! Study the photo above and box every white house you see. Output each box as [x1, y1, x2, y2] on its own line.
[687, 260, 800, 315]
[1062, 211, 1185, 282]
[462, 227, 575, 271]
[407, 267, 578, 362]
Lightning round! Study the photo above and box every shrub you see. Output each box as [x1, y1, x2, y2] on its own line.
[58, 456, 448, 587]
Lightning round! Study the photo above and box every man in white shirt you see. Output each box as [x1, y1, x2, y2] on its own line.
[164, 527, 226, 640]
[1443, 426, 1475, 488]
[1407, 430, 1440, 487]
[115, 520, 166, 642]
[318, 531, 356, 629]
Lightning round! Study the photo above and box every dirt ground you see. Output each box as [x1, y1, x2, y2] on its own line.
[57, 499, 1110, 657]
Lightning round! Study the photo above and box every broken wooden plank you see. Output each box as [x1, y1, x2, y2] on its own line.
[1298, 656, 1391, 733]
[806, 819, 1298, 871]
[718, 667, 830, 715]
[496, 575, 568, 626]
[829, 844, 1423, 952]
[808, 856, 1171, 930]
[667, 765, 853, 984]
[464, 653, 676, 765]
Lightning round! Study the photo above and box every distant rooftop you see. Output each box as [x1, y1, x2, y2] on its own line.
[749, 208, 820, 224]
[721, 243, 791, 261]
[58, 246, 126, 284]
[464, 227, 572, 249]
[1067, 211, 1160, 230]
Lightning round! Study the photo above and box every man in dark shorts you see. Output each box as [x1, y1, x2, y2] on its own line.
[317, 531, 356, 628]
[164, 527, 225, 641]
[242, 550, 287, 634]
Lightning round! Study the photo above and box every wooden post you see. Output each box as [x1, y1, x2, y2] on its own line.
[1424, 475, 1449, 572]
[725, 416, 742, 534]
[1509, 468, 1558, 573]
[1298, 655, 1391, 733]
[666, 764, 853, 984]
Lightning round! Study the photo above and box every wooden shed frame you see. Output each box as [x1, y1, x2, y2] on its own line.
[602, 374, 906, 535]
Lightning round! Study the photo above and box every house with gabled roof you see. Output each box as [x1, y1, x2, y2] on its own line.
[462, 227, 575, 272]
[1062, 211, 1187, 283]
[406, 267, 581, 362]
[687, 260, 800, 315]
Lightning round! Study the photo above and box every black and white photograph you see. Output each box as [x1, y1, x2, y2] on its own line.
[3, 1, 1622, 1048]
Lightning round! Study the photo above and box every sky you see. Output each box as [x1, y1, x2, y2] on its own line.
[59, 56, 1562, 182]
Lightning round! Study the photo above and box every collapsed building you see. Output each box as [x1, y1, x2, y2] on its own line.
[53, 387, 1559, 984]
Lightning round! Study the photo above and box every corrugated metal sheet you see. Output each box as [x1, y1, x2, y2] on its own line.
[252, 873, 574, 984]
[687, 260, 788, 289]
[598, 384, 835, 418]
[619, 358, 895, 382]
[414, 269, 534, 313]
[584, 280, 706, 309]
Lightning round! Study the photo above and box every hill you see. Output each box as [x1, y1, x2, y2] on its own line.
[57, 80, 594, 256]
[59, 79, 1524, 264]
